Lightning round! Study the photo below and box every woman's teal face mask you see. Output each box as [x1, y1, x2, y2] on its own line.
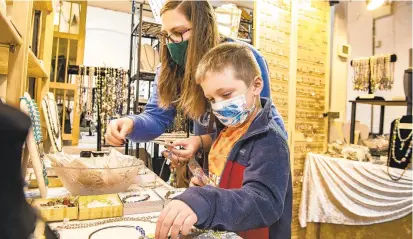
[167, 40, 188, 66]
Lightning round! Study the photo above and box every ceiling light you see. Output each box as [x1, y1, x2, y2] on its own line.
[367, 0, 385, 11]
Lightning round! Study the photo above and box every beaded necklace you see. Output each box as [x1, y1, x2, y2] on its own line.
[42, 94, 62, 152]
[20, 97, 49, 186]
[387, 119, 412, 181]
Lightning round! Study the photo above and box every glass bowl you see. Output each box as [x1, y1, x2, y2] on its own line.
[52, 164, 144, 196]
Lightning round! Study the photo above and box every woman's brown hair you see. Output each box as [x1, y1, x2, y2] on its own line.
[158, 0, 220, 120]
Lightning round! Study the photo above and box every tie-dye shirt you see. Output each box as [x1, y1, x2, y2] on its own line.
[207, 115, 255, 186]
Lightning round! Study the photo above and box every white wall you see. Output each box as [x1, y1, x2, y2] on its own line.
[84, 6, 131, 69]
[328, 2, 349, 142]
[84, 6, 154, 98]
[346, 1, 412, 134]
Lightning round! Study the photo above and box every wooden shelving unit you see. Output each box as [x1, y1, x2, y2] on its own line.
[33, 0, 54, 12]
[0, 0, 55, 113]
[1, 48, 48, 77]
[28, 49, 48, 78]
[0, 11, 22, 45]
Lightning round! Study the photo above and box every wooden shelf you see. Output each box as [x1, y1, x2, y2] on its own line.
[0, 47, 9, 74]
[28, 49, 48, 78]
[33, 0, 54, 12]
[0, 11, 22, 45]
[349, 100, 407, 106]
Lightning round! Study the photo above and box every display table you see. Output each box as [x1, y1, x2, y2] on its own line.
[26, 167, 173, 239]
[299, 153, 412, 238]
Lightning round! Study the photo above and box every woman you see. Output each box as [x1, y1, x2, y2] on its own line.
[105, 0, 285, 169]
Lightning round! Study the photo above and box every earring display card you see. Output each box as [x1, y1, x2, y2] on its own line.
[256, 0, 292, 129]
[118, 189, 163, 215]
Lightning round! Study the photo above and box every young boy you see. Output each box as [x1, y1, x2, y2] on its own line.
[155, 43, 292, 239]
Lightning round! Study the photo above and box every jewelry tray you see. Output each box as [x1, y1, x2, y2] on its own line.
[118, 188, 163, 215]
[32, 197, 78, 222]
[78, 194, 123, 220]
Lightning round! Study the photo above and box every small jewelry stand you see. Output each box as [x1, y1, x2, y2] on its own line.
[20, 93, 48, 198]
[41, 92, 63, 153]
[387, 115, 412, 181]
[350, 54, 397, 101]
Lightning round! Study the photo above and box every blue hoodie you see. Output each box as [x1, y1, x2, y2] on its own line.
[175, 97, 292, 239]
[126, 41, 287, 142]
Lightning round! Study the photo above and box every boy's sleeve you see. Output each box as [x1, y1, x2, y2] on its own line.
[174, 135, 290, 231]
[126, 67, 177, 143]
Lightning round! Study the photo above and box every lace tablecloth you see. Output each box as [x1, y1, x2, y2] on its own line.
[299, 153, 412, 228]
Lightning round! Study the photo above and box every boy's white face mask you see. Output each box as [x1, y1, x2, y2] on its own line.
[211, 86, 256, 127]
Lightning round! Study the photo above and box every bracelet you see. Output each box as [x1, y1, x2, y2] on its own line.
[164, 190, 184, 200]
[196, 135, 204, 158]
[121, 194, 150, 203]
[88, 225, 147, 239]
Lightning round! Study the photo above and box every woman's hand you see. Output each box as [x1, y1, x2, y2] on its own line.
[161, 151, 181, 169]
[167, 136, 202, 162]
[189, 176, 205, 187]
[155, 200, 197, 239]
[105, 118, 134, 146]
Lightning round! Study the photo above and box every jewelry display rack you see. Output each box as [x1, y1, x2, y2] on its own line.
[126, 0, 159, 158]
[127, 0, 192, 165]
[350, 54, 397, 100]
[67, 65, 129, 151]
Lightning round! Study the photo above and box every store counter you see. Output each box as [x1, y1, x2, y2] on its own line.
[299, 153, 412, 238]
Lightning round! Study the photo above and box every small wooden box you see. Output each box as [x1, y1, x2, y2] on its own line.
[32, 198, 78, 222]
[78, 194, 123, 220]
[154, 188, 186, 207]
[119, 189, 163, 215]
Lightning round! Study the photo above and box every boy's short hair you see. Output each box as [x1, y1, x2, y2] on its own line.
[195, 42, 261, 85]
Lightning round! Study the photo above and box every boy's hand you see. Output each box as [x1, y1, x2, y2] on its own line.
[155, 200, 198, 239]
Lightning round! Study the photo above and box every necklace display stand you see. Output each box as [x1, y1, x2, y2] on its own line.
[351, 54, 397, 101]
[20, 93, 48, 198]
[387, 115, 412, 181]
[42, 92, 63, 153]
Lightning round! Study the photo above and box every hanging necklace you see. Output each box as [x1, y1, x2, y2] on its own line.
[42, 95, 62, 152]
[76, 65, 84, 113]
[44, 94, 61, 138]
[397, 124, 413, 150]
[144, 45, 156, 72]
[86, 66, 95, 120]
